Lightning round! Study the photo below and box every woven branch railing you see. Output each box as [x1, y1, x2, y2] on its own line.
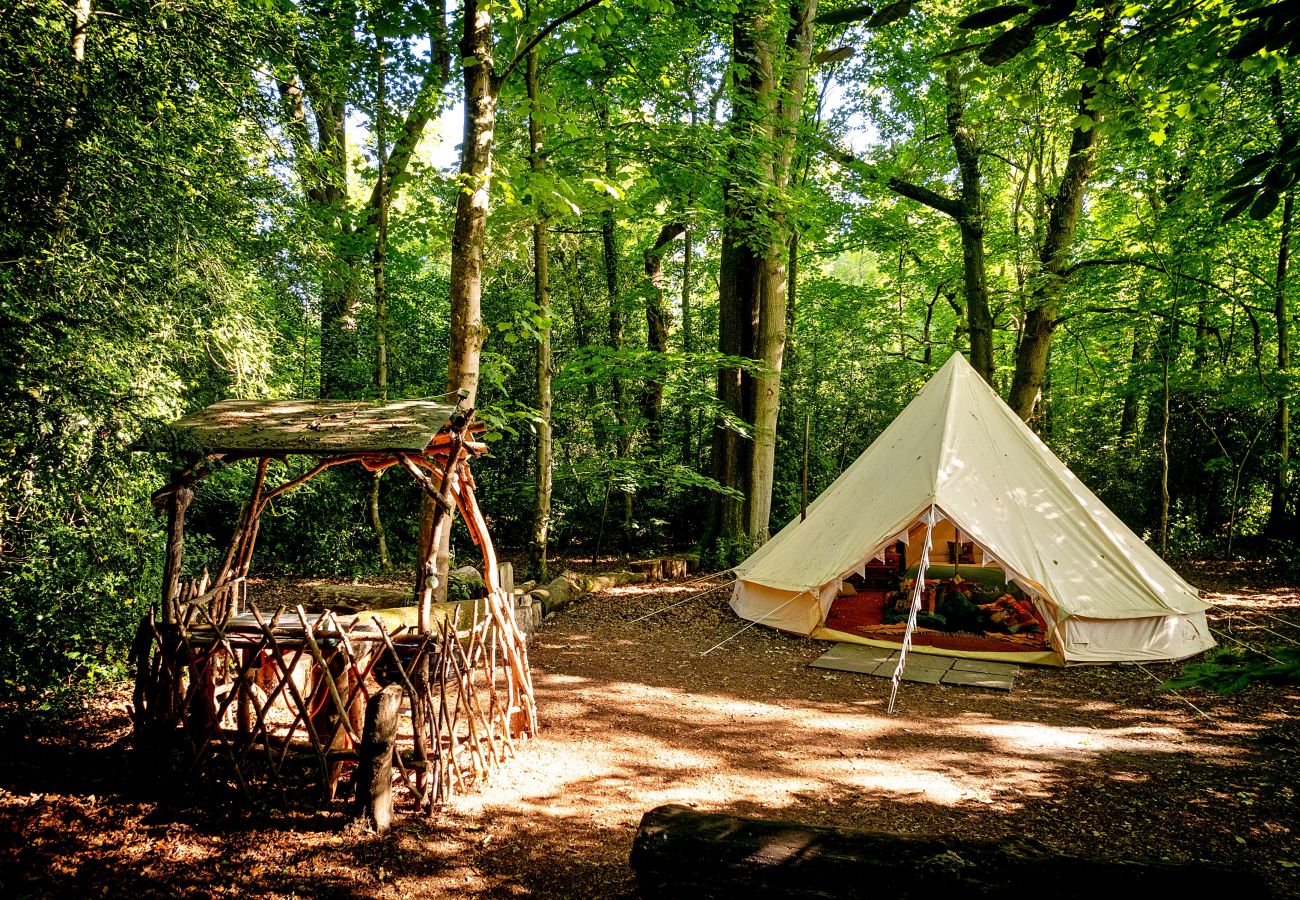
[130, 572, 532, 810]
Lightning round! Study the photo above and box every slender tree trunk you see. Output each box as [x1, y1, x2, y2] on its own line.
[446, 0, 495, 404]
[747, 0, 817, 546]
[680, 227, 695, 466]
[642, 224, 685, 448]
[420, 0, 497, 605]
[598, 93, 635, 551]
[1160, 352, 1172, 557]
[370, 35, 392, 572]
[870, 70, 992, 383]
[946, 69, 994, 384]
[1269, 191, 1293, 535]
[1119, 327, 1146, 443]
[50, 0, 93, 240]
[1007, 35, 1107, 422]
[527, 51, 553, 583]
[314, 95, 365, 399]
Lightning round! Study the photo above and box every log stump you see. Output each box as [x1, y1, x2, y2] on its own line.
[350, 684, 404, 833]
[629, 804, 1271, 900]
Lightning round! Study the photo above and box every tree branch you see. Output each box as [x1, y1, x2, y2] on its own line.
[497, 0, 607, 89]
[816, 4, 875, 26]
[887, 176, 962, 218]
[1062, 257, 1241, 302]
[815, 134, 961, 217]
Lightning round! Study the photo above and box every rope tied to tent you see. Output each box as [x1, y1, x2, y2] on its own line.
[1212, 610, 1300, 648]
[701, 588, 816, 657]
[1208, 626, 1286, 663]
[625, 570, 737, 625]
[1133, 662, 1212, 720]
[887, 504, 938, 715]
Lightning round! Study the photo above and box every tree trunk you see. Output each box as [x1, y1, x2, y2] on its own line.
[1119, 327, 1146, 443]
[161, 482, 193, 622]
[1160, 351, 1172, 557]
[946, 69, 995, 385]
[875, 70, 992, 383]
[747, 0, 817, 546]
[710, 199, 760, 550]
[349, 684, 403, 833]
[369, 35, 392, 572]
[712, 0, 821, 553]
[314, 95, 366, 400]
[599, 93, 635, 551]
[527, 51, 553, 583]
[49, 0, 93, 240]
[1269, 191, 1293, 535]
[643, 224, 685, 448]
[680, 227, 695, 466]
[1007, 36, 1106, 422]
[446, 0, 495, 405]
[420, 0, 498, 605]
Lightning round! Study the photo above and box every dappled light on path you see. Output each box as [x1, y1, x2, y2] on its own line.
[1, 566, 1296, 898]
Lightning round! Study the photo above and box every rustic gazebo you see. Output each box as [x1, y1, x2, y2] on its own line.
[129, 397, 536, 810]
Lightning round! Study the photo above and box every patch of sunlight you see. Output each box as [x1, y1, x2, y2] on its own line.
[955, 720, 1230, 757]
[540, 673, 591, 685]
[604, 582, 693, 597]
[802, 758, 1005, 806]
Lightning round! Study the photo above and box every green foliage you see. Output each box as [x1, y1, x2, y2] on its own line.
[1162, 645, 1300, 695]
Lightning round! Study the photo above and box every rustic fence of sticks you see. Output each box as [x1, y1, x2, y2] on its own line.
[131, 569, 530, 810]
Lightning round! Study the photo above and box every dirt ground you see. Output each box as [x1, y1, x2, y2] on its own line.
[1, 560, 1298, 899]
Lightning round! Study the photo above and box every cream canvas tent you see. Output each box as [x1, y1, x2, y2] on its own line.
[731, 353, 1214, 665]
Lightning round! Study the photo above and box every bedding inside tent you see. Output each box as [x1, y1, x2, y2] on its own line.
[821, 516, 1054, 659]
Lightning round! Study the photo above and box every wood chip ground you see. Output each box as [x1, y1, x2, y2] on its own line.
[1, 560, 1297, 899]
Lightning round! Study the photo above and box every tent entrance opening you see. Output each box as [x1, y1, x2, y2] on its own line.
[823, 536, 1050, 656]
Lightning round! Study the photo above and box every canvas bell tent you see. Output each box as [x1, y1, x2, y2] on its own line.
[731, 353, 1214, 666]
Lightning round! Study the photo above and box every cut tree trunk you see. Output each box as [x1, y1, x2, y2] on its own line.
[630, 805, 1271, 900]
[350, 684, 403, 833]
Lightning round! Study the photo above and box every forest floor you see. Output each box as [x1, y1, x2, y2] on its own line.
[1, 560, 1298, 899]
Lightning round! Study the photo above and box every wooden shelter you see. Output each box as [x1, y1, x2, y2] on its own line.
[129, 398, 536, 810]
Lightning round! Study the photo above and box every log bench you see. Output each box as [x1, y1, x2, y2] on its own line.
[629, 804, 1271, 899]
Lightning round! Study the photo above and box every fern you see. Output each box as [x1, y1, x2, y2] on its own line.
[1161, 646, 1300, 696]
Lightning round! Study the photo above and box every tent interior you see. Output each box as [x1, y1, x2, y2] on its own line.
[821, 512, 1056, 659]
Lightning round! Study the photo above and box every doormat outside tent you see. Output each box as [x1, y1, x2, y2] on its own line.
[809, 643, 1017, 690]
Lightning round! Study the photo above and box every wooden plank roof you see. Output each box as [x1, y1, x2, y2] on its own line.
[133, 399, 466, 455]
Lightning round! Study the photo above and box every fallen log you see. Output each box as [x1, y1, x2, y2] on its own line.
[629, 804, 1271, 900]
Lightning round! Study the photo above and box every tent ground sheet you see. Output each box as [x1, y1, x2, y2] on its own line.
[809, 643, 1016, 690]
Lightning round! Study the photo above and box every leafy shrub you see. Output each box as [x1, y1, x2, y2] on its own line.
[1162, 645, 1300, 695]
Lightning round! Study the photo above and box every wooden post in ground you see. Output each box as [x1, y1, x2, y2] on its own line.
[161, 478, 194, 623]
[152, 475, 194, 744]
[351, 684, 403, 832]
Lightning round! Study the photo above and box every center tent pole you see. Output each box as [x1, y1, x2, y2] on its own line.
[887, 504, 937, 715]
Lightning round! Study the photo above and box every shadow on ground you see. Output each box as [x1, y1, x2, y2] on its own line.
[1, 567, 1297, 898]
